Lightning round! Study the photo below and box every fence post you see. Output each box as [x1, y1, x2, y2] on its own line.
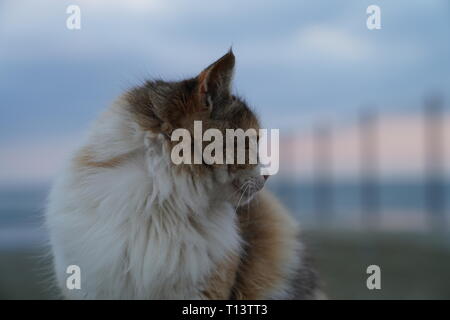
[359, 108, 380, 229]
[313, 123, 333, 227]
[424, 95, 446, 231]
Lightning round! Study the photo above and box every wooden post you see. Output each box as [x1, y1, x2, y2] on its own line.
[313, 123, 333, 227]
[359, 108, 380, 228]
[424, 95, 446, 231]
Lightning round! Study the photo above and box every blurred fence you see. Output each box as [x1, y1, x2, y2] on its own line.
[424, 95, 447, 231]
[273, 95, 449, 232]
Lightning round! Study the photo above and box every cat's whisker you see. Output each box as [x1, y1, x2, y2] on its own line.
[235, 184, 250, 213]
[230, 181, 250, 199]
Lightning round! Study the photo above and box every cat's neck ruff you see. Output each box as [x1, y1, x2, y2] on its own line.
[46, 104, 241, 299]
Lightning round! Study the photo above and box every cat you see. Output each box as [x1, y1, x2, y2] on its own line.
[45, 50, 322, 299]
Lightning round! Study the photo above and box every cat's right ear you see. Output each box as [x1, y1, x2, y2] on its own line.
[196, 50, 235, 112]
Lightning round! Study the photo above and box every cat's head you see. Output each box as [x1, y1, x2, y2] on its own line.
[126, 50, 267, 207]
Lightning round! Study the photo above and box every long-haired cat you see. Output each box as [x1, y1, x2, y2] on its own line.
[45, 50, 322, 299]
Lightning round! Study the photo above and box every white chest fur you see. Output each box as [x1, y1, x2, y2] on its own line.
[46, 148, 241, 299]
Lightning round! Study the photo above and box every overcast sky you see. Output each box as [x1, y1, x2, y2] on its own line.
[1, 0, 449, 184]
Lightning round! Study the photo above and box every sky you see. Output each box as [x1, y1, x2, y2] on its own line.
[1, 0, 449, 184]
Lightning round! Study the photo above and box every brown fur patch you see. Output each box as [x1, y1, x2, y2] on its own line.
[202, 252, 241, 300]
[231, 190, 300, 299]
[74, 146, 129, 169]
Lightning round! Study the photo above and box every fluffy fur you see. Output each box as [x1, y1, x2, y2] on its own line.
[45, 50, 321, 299]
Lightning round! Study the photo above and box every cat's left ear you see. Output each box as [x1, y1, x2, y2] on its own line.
[196, 49, 235, 111]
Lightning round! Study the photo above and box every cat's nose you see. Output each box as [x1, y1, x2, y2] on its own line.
[263, 175, 269, 181]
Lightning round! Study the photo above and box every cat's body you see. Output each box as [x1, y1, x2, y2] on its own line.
[46, 51, 321, 299]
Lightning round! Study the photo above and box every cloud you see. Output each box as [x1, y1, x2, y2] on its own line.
[294, 25, 372, 62]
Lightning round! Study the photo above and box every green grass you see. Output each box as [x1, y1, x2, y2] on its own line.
[303, 230, 450, 299]
[0, 248, 59, 299]
[1, 231, 450, 299]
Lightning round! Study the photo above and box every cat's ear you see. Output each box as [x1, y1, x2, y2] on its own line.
[196, 49, 235, 111]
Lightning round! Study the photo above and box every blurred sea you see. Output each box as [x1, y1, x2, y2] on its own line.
[270, 179, 450, 229]
[0, 180, 449, 248]
[0, 185, 49, 249]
